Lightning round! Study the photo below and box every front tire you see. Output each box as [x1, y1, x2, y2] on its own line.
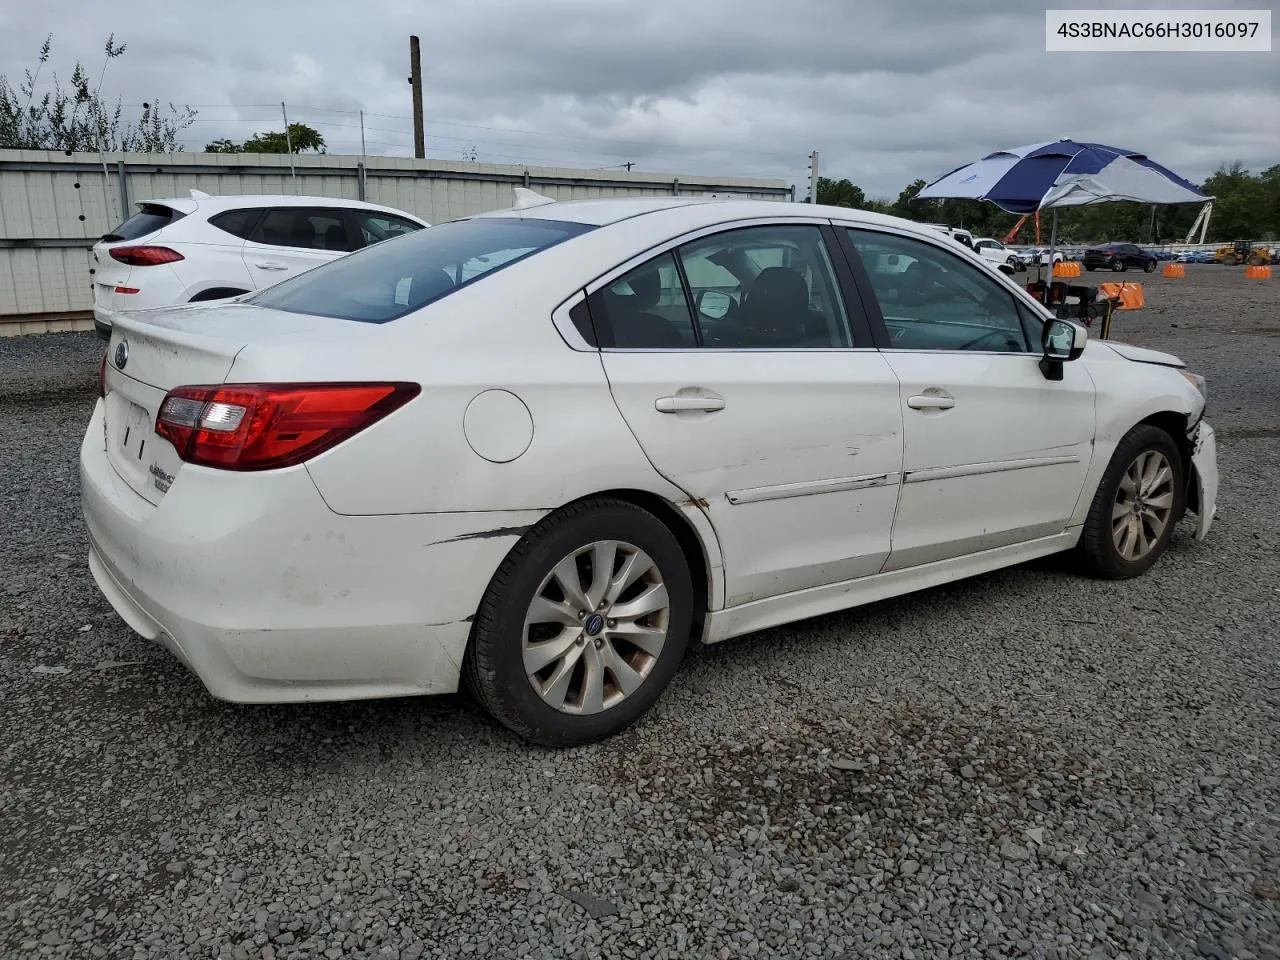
[464, 498, 694, 747]
[1074, 425, 1185, 579]
[1143, 260, 1156, 273]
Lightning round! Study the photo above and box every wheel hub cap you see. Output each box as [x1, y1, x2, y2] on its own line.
[521, 539, 671, 716]
[1112, 449, 1175, 561]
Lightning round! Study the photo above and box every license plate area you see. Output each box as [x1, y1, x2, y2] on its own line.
[118, 401, 151, 464]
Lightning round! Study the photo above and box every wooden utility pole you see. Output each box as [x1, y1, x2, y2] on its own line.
[409, 35, 425, 159]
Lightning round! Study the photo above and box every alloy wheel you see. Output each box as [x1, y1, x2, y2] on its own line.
[522, 539, 670, 715]
[1112, 450, 1176, 561]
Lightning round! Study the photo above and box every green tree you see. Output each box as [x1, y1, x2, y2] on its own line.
[816, 176, 867, 208]
[205, 123, 326, 155]
[891, 178, 929, 220]
[0, 34, 196, 151]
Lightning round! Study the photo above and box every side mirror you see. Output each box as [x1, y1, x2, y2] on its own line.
[697, 290, 731, 320]
[1040, 318, 1087, 380]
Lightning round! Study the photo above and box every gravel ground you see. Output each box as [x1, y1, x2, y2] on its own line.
[1, 265, 1277, 959]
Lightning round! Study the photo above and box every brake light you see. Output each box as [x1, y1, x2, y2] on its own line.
[109, 246, 185, 266]
[114, 286, 140, 294]
[98, 351, 108, 398]
[154, 382, 420, 471]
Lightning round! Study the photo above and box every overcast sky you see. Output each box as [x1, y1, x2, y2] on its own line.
[1, 0, 1276, 198]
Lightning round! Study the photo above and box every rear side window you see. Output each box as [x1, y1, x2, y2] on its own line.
[249, 208, 355, 252]
[104, 203, 184, 241]
[207, 208, 263, 241]
[247, 217, 595, 323]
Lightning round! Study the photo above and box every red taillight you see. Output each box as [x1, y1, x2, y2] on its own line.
[113, 286, 140, 294]
[109, 246, 184, 266]
[154, 382, 420, 471]
[98, 352, 108, 398]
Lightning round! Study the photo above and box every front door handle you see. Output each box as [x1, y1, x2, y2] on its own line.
[655, 396, 726, 414]
[253, 261, 289, 271]
[907, 394, 955, 410]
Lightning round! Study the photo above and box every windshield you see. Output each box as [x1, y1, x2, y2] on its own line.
[246, 216, 595, 323]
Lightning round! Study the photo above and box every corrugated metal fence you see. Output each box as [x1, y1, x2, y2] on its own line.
[0, 150, 792, 329]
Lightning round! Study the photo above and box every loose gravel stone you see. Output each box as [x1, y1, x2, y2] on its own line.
[2, 268, 1278, 958]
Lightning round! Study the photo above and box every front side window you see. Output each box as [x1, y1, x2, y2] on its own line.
[248, 216, 594, 324]
[846, 228, 1032, 353]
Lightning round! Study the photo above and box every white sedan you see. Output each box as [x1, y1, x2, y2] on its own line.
[81, 195, 1218, 747]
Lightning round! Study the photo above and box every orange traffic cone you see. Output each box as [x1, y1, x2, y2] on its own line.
[1162, 263, 1185, 278]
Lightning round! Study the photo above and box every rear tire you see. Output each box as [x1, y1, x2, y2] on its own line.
[1074, 424, 1185, 579]
[464, 498, 694, 747]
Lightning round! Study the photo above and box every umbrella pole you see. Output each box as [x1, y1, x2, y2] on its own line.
[1037, 208, 1059, 307]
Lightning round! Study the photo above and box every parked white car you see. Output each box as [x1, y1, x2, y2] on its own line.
[91, 192, 429, 338]
[972, 237, 1026, 272]
[82, 195, 1218, 747]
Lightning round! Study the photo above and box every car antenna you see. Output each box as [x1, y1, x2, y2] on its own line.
[512, 187, 555, 210]
[189, 189, 211, 200]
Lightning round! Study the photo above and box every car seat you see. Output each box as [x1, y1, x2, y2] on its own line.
[737, 267, 829, 346]
[603, 267, 685, 347]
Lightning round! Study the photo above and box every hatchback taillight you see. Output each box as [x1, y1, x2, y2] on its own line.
[109, 246, 185, 266]
[154, 382, 420, 471]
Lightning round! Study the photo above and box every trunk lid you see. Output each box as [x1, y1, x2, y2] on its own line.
[101, 303, 368, 504]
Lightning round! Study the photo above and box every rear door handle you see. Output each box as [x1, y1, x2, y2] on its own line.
[655, 396, 725, 414]
[253, 261, 289, 271]
[907, 394, 955, 410]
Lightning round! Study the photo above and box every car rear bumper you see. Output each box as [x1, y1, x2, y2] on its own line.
[79, 399, 546, 703]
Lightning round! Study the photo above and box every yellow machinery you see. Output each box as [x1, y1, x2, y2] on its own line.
[1215, 241, 1273, 266]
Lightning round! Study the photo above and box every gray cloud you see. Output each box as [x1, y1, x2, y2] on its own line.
[2, 0, 1275, 198]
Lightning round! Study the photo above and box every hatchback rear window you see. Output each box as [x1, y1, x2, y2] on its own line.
[103, 203, 185, 242]
[247, 217, 595, 323]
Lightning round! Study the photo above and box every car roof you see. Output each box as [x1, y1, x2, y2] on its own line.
[138, 193, 428, 223]
[467, 195, 959, 239]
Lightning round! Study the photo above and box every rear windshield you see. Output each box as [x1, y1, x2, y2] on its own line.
[247, 216, 595, 323]
[104, 203, 185, 242]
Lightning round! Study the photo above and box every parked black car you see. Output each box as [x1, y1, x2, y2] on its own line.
[1083, 242, 1157, 272]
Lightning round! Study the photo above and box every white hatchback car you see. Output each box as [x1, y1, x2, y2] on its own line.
[81, 195, 1218, 747]
[90, 192, 429, 338]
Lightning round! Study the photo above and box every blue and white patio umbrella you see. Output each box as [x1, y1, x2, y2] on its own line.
[915, 139, 1210, 276]
[916, 139, 1208, 214]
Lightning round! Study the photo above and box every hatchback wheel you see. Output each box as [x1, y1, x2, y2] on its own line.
[1074, 424, 1185, 579]
[464, 498, 693, 747]
[1143, 259, 1156, 273]
[1112, 259, 1126, 272]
